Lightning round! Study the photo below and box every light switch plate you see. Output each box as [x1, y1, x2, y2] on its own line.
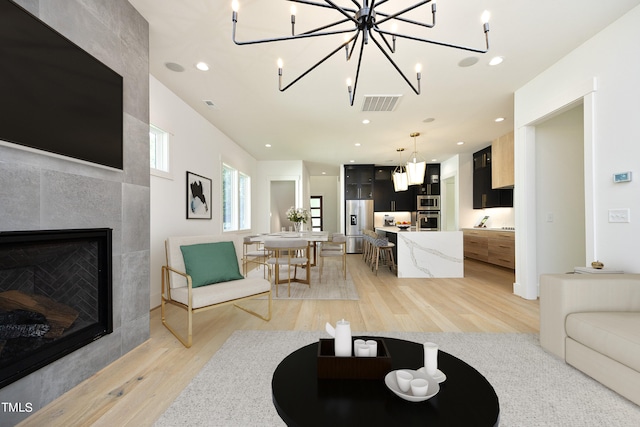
[608, 208, 630, 223]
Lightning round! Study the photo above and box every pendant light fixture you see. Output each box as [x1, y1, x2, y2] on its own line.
[392, 148, 408, 192]
[406, 132, 426, 185]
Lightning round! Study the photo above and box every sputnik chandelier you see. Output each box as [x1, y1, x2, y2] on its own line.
[231, 1, 490, 106]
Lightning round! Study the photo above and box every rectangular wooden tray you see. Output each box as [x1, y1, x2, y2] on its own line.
[317, 338, 391, 380]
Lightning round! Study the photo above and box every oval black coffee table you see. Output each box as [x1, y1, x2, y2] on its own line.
[272, 337, 499, 427]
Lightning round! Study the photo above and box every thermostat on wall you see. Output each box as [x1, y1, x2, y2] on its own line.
[613, 172, 632, 183]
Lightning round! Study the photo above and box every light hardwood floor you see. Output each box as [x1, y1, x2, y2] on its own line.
[19, 257, 539, 426]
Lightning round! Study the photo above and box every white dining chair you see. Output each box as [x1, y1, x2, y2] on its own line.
[318, 233, 347, 282]
[264, 238, 310, 297]
[242, 236, 268, 277]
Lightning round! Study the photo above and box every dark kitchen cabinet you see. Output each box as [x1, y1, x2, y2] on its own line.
[473, 147, 513, 209]
[417, 163, 441, 195]
[345, 165, 374, 200]
[374, 166, 415, 211]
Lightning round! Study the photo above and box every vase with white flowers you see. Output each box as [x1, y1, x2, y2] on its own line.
[286, 206, 310, 232]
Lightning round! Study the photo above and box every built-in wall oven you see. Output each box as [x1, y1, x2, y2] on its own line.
[417, 211, 440, 231]
[417, 195, 440, 211]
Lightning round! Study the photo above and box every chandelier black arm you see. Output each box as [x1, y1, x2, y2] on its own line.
[376, 29, 395, 54]
[374, 0, 434, 26]
[323, 0, 359, 26]
[375, 25, 490, 54]
[298, 17, 352, 36]
[369, 32, 421, 95]
[375, 1, 436, 30]
[233, 23, 353, 46]
[348, 34, 367, 106]
[279, 38, 352, 92]
[290, 0, 357, 15]
[346, 30, 360, 61]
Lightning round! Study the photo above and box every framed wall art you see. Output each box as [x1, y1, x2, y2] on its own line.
[186, 171, 211, 219]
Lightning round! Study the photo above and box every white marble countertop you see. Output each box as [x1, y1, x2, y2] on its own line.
[376, 227, 463, 278]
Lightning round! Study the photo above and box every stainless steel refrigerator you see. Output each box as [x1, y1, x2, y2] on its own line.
[345, 199, 374, 253]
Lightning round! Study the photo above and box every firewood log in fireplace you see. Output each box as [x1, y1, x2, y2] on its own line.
[0, 290, 79, 338]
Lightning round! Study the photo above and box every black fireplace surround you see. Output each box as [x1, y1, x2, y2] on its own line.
[0, 228, 113, 389]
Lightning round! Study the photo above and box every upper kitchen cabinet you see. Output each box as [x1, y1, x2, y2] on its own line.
[491, 131, 514, 189]
[345, 164, 374, 200]
[374, 166, 415, 211]
[473, 146, 513, 209]
[417, 163, 441, 195]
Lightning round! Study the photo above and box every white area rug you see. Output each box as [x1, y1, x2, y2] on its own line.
[155, 331, 640, 427]
[248, 261, 358, 300]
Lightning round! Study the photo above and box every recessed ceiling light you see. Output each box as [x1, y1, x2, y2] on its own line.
[423, 117, 435, 123]
[457, 141, 465, 145]
[458, 56, 479, 67]
[489, 56, 504, 66]
[362, 119, 370, 124]
[355, 143, 361, 147]
[322, 171, 326, 175]
[495, 117, 505, 122]
[196, 62, 210, 71]
[265, 144, 272, 148]
[349, 159, 356, 163]
[164, 62, 185, 72]
[431, 158, 438, 162]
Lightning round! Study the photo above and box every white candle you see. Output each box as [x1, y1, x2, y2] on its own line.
[423, 342, 438, 376]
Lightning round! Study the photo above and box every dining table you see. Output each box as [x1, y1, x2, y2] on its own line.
[251, 231, 329, 267]
[250, 231, 329, 285]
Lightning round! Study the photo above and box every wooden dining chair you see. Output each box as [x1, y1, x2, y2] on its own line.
[264, 238, 310, 297]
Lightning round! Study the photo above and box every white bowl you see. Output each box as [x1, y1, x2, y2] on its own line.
[385, 369, 440, 402]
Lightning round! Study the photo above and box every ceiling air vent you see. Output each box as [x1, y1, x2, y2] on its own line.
[361, 95, 402, 112]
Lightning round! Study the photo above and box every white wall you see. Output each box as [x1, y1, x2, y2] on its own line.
[514, 5, 640, 298]
[270, 181, 295, 232]
[310, 175, 340, 233]
[149, 76, 258, 308]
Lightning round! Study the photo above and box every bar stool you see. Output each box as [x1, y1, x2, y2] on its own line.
[362, 230, 377, 267]
[372, 236, 396, 275]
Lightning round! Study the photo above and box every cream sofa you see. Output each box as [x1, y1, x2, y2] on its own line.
[540, 273, 640, 406]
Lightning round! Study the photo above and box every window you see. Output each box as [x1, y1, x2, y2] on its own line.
[222, 163, 251, 231]
[310, 196, 323, 231]
[150, 125, 170, 177]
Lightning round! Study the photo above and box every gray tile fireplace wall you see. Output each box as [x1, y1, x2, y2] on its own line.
[0, 0, 149, 424]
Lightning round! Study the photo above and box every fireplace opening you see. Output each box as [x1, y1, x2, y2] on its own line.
[0, 228, 112, 389]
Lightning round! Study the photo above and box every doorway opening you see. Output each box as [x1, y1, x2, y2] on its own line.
[270, 181, 295, 233]
[534, 103, 586, 274]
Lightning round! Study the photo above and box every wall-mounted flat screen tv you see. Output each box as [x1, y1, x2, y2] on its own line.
[0, 1, 123, 170]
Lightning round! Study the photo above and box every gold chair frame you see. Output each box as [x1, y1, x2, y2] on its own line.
[161, 242, 271, 348]
[264, 239, 310, 298]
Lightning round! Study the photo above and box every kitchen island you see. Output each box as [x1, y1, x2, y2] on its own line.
[375, 227, 464, 278]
